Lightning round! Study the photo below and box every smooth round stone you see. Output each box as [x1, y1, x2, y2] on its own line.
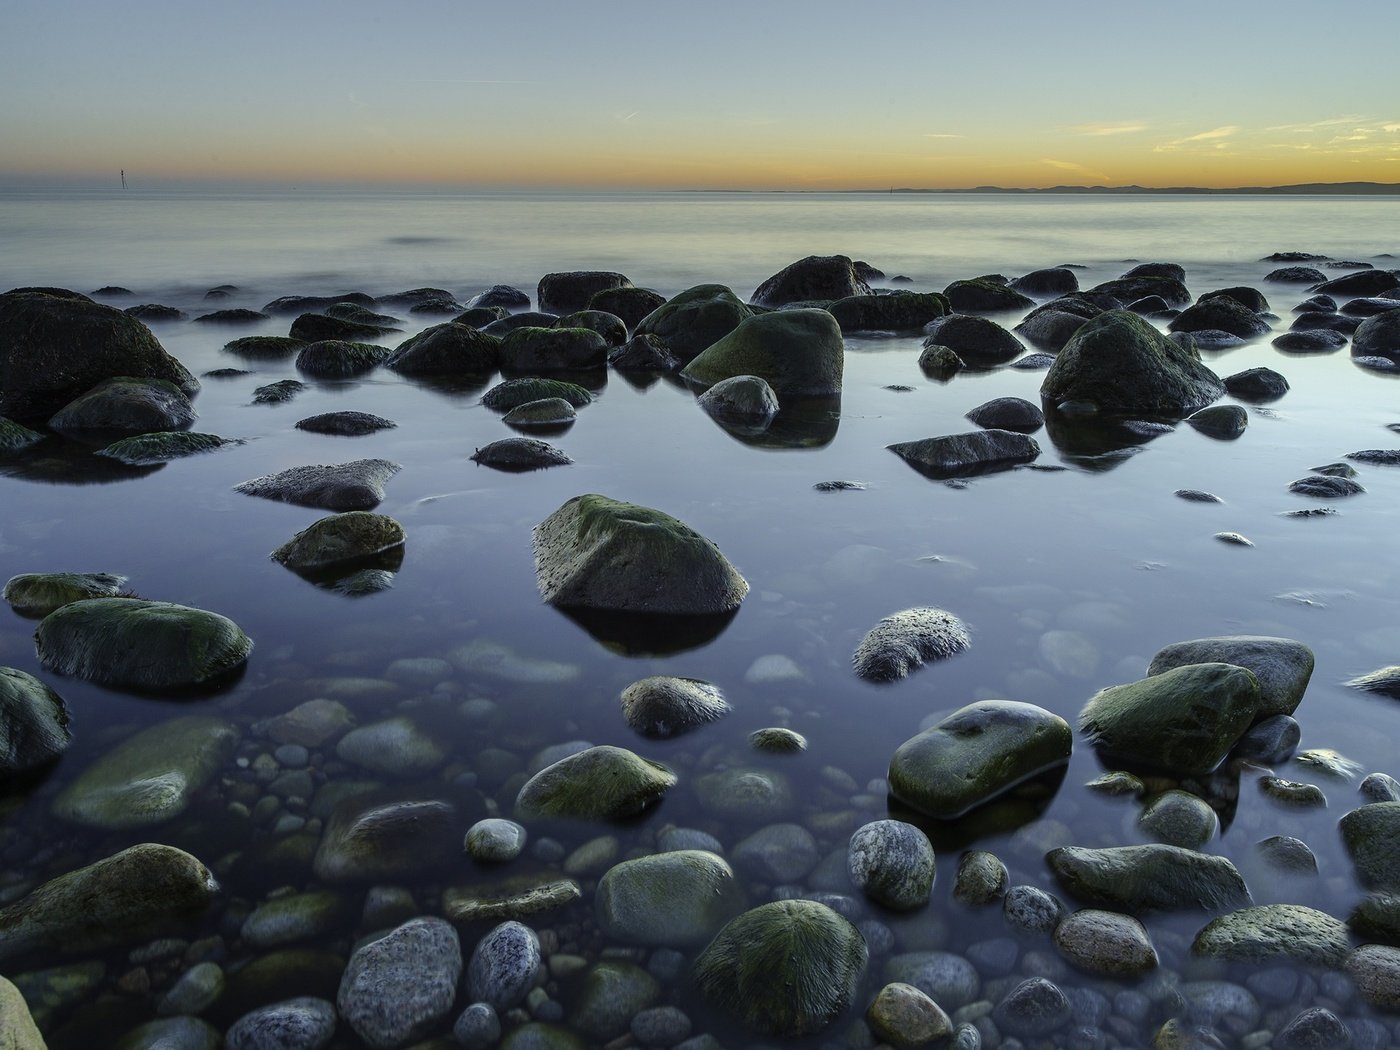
[0, 665, 71, 772]
[1180, 980, 1260, 1030]
[334, 716, 446, 776]
[866, 982, 953, 1048]
[1053, 910, 1157, 976]
[993, 977, 1072, 1038]
[1137, 790, 1218, 849]
[620, 676, 730, 739]
[156, 961, 225, 1016]
[655, 826, 724, 854]
[965, 937, 1019, 976]
[1086, 771, 1146, 797]
[847, 820, 936, 911]
[630, 1005, 692, 1048]
[696, 374, 779, 424]
[384, 656, 452, 687]
[272, 744, 308, 769]
[1003, 885, 1065, 935]
[852, 607, 971, 681]
[1147, 635, 1314, 719]
[882, 952, 980, 1010]
[1192, 905, 1350, 966]
[313, 794, 458, 883]
[953, 850, 1008, 905]
[1255, 835, 1318, 875]
[562, 835, 619, 877]
[337, 917, 462, 1049]
[595, 850, 745, 947]
[570, 961, 660, 1040]
[467, 921, 540, 1011]
[733, 823, 819, 883]
[225, 996, 337, 1050]
[1039, 629, 1100, 678]
[1341, 801, 1400, 890]
[240, 890, 350, 949]
[503, 397, 577, 427]
[465, 818, 528, 863]
[1233, 715, 1301, 764]
[3, 571, 126, 617]
[1346, 944, 1400, 1010]
[693, 767, 795, 823]
[749, 727, 807, 753]
[515, 745, 676, 822]
[1361, 772, 1400, 803]
[454, 1003, 501, 1050]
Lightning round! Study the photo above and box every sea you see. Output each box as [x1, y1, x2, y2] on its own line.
[2, 189, 1399, 1047]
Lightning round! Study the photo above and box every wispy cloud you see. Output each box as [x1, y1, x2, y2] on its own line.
[1266, 115, 1365, 133]
[1154, 126, 1239, 152]
[923, 133, 965, 140]
[1066, 121, 1147, 137]
[1041, 158, 1111, 182]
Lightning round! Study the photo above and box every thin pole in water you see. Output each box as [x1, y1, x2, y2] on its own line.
[121, 170, 127, 190]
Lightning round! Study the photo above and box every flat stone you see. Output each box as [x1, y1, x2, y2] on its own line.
[1192, 905, 1350, 966]
[1047, 844, 1251, 913]
[852, 607, 971, 682]
[234, 459, 401, 511]
[1053, 909, 1158, 976]
[337, 917, 462, 1049]
[887, 430, 1039, 480]
[442, 875, 581, 923]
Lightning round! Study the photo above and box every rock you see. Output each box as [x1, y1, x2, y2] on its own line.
[0, 288, 199, 422]
[993, 977, 1072, 1037]
[51, 714, 236, 829]
[750, 727, 807, 752]
[1168, 298, 1270, 339]
[966, 396, 1043, 431]
[514, 745, 676, 822]
[1273, 329, 1348, 353]
[337, 917, 461, 1049]
[584, 286, 665, 329]
[889, 700, 1071, 819]
[751, 255, 872, 307]
[499, 326, 608, 372]
[0, 843, 217, 964]
[384, 322, 500, 375]
[620, 676, 729, 738]
[538, 271, 632, 315]
[3, 571, 126, 617]
[693, 767, 795, 823]
[267, 699, 355, 748]
[693, 900, 867, 1037]
[851, 607, 971, 682]
[97, 431, 236, 464]
[1047, 844, 1251, 913]
[450, 638, 580, 685]
[943, 279, 1034, 313]
[241, 890, 350, 949]
[533, 494, 748, 614]
[325, 302, 400, 326]
[454, 1003, 501, 1050]
[0, 666, 70, 772]
[442, 874, 581, 923]
[867, 982, 953, 1047]
[114, 1017, 221, 1049]
[917, 343, 964, 377]
[595, 850, 746, 947]
[1042, 311, 1224, 418]
[1290, 310, 1359, 333]
[1346, 944, 1400, 1010]
[1348, 449, 1400, 465]
[1013, 267, 1080, 297]
[252, 379, 304, 404]
[0, 976, 46, 1048]
[1341, 802, 1400, 890]
[469, 284, 532, 309]
[571, 961, 660, 1040]
[224, 997, 337, 1050]
[234, 458, 400, 511]
[848, 820, 936, 910]
[633, 284, 752, 362]
[1315, 271, 1400, 298]
[696, 374, 779, 425]
[888, 429, 1040, 479]
[1272, 1006, 1351, 1050]
[36, 599, 252, 691]
[1223, 367, 1289, 401]
[1266, 266, 1327, 283]
[0, 415, 44, 452]
[1191, 905, 1349, 966]
[556, 309, 627, 347]
[954, 850, 1009, 904]
[1172, 328, 1244, 351]
[467, 921, 540, 1011]
[1361, 772, 1400, 802]
[336, 716, 446, 776]
[1138, 790, 1218, 849]
[1259, 775, 1326, 807]
[883, 952, 980, 1009]
[263, 292, 375, 315]
[1347, 666, 1400, 698]
[1003, 884, 1065, 934]
[124, 303, 184, 322]
[1186, 404, 1247, 438]
[630, 1005, 690, 1048]
[502, 397, 576, 427]
[482, 377, 592, 412]
[680, 309, 843, 397]
[272, 511, 404, 572]
[1202, 286, 1270, 311]
[465, 819, 527, 863]
[1054, 909, 1158, 976]
[313, 793, 458, 883]
[471, 437, 572, 471]
[1147, 636, 1313, 719]
[223, 335, 306, 359]
[608, 333, 680, 372]
[1089, 275, 1191, 308]
[731, 823, 818, 882]
[288, 313, 393, 343]
[828, 291, 947, 333]
[1256, 835, 1318, 875]
[1353, 308, 1400, 358]
[294, 340, 389, 378]
[1015, 308, 1092, 352]
[452, 305, 507, 326]
[1124, 262, 1186, 282]
[483, 311, 560, 336]
[49, 376, 195, 435]
[1289, 474, 1364, 498]
[923, 314, 1025, 366]
[1078, 663, 1262, 774]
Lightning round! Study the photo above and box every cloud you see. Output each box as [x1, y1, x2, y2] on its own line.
[1266, 115, 1365, 133]
[1154, 126, 1239, 152]
[1041, 158, 1111, 182]
[1066, 121, 1147, 137]
[923, 133, 965, 139]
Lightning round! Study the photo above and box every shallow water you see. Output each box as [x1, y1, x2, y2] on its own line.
[3, 190, 1400, 1047]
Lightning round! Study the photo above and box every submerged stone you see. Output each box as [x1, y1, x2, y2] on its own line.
[1346, 665, 1400, 698]
[852, 607, 970, 682]
[223, 335, 305, 359]
[1047, 844, 1251, 913]
[314, 793, 459, 884]
[234, 458, 401, 511]
[3, 571, 127, 617]
[1192, 905, 1350, 966]
[482, 377, 593, 412]
[337, 917, 461, 1049]
[514, 745, 676, 822]
[251, 379, 305, 404]
[619, 675, 730, 738]
[1053, 909, 1158, 976]
[471, 437, 572, 471]
[96, 431, 235, 464]
[442, 874, 581, 923]
[0, 666, 71, 773]
[502, 397, 577, 427]
[36, 598, 252, 690]
[595, 850, 746, 947]
[272, 512, 405, 572]
[887, 429, 1040, 479]
[847, 820, 937, 910]
[1289, 474, 1364, 498]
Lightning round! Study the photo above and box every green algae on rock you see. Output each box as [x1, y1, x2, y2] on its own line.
[633, 283, 752, 362]
[680, 308, 844, 397]
[1047, 843, 1251, 914]
[3, 571, 127, 617]
[35, 598, 252, 690]
[0, 666, 71, 773]
[271, 511, 405, 572]
[514, 745, 676, 822]
[1191, 904, 1350, 966]
[96, 430, 237, 465]
[595, 850, 746, 947]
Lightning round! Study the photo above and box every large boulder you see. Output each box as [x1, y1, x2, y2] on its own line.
[533, 494, 748, 614]
[97, 431, 237, 465]
[0, 666, 71, 773]
[828, 292, 947, 333]
[499, 327, 608, 372]
[272, 512, 405, 572]
[1353, 307, 1400, 359]
[3, 571, 126, 617]
[537, 271, 632, 315]
[36, 598, 252, 690]
[750, 255, 871, 307]
[888, 429, 1040, 480]
[1047, 844, 1251, 913]
[1041, 310, 1225, 418]
[1168, 298, 1271, 339]
[586, 286, 666, 329]
[234, 459, 401, 511]
[288, 312, 394, 343]
[515, 745, 676, 822]
[48, 376, 196, 435]
[1088, 275, 1192, 307]
[337, 917, 462, 1049]
[680, 309, 844, 397]
[1314, 270, 1400, 298]
[482, 378, 592, 412]
[943, 279, 1033, 313]
[847, 820, 937, 910]
[385, 323, 501, 375]
[888, 701, 1072, 819]
[1012, 267, 1080, 297]
[0, 843, 218, 964]
[595, 850, 746, 946]
[1147, 636, 1313, 719]
[693, 900, 868, 1036]
[923, 314, 1025, 366]
[0, 288, 198, 422]
[294, 340, 390, 378]
[1078, 663, 1261, 774]
[1341, 802, 1400, 891]
[1191, 905, 1350, 967]
[634, 284, 752, 362]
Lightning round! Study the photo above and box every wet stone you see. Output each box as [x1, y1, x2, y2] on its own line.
[224, 997, 337, 1050]
[734, 823, 819, 883]
[954, 850, 1009, 905]
[619, 676, 729, 739]
[1053, 909, 1158, 977]
[1234, 715, 1302, 764]
[1003, 885, 1065, 935]
[337, 917, 462, 1049]
[1259, 775, 1327, 808]
[1274, 1006, 1351, 1050]
[465, 818, 528, 863]
[1192, 905, 1350, 967]
[1137, 790, 1218, 849]
[867, 982, 954, 1048]
[467, 921, 541, 1011]
[994, 977, 1072, 1038]
[1360, 772, 1400, 803]
[1255, 836, 1318, 876]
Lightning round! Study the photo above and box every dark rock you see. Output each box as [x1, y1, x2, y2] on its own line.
[0, 666, 71, 772]
[1234, 715, 1300, 763]
[482, 378, 592, 412]
[452, 306, 508, 328]
[1347, 667, 1400, 699]
[235, 458, 400, 511]
[1127, 294, 1172, 315]
[1255, 835, 1317, 875]
[943, 279, 1034, 313]
[294, 340, 389, 378]
[828, 292, 948, 333]
[924, 314, 1025, 366]
[263, 293, 376, 315]
[1186, 404, 1248, 438]
[408, 298, 464, 315]
[499, 327, 608, 373]
[1294, 294, 1337, 312]
[502, 397, 577, 428]
[325, 302, 401, 327]
[337, 917, 461, 1049]
[888, 429, 1039, 478]
[681, 309, 843, 396]
[1172, 329, 1245, 351]
[271, 511, 405, 571]
[3, 571, 126, 617]
[696, 375, 779, 425]
[1011, 352, 1057, 369]
[0, 288, 199, 423]
[1352, 308, 1400, 358]
[251, 379, 304, 404]
[620, 676, 729, 739]
[634, 284, 753, 362]
[1273, 329, 1348, 353]
[1290, 311, 1360, 333]
[966, 396, 1043, 431]
[97, 431, 236, 465]
[1263, 252, 1328, 262]
[471, 437, 572, 472]
[1149, 637, 1313, 719]
[124, 304, 185, 322]
[482, 311, 561, 336]
[288, 312, 394, 343]
[1341, 296, 1400, 317]
[222, 335, 305, 359]
[751, 255, 871, 308]
[469, 285, 532, 310]
[538, 271, 632, 315]
[1274, 1007, 1351, 1050]
[1015, 308, 1091, 352]
[1289, 475, 1364, 498]
[386, 322, 500, 375]
[1047, 844, 1251, 913]
[1341, 802, 1400, 890]
[1191, 905, 1349, 967]
[1201, 286, 1270, 312]
[295, 411, 396, 436]
[587, 287, 666, 329]
[852, 607, 971, 682]
[1224, 367, 1289, 400]
[1012, 267, 1079, 297]
[515, 745, 675, 822]
[1089, 275, 1192, 307]
[1347, 449, 1400, 465]
[1169, 298, 1271, 339]
[1123, 262, 1186, 282]
[194, 309, 268, 324]
[994, 977, 1072, 1037]
[608, 334, 680, 372]
[556, 310, 627, 347]
[49, 377, 195, 436]
[1314, 270, 1400, 298]
[1175, 489, 1222, 502]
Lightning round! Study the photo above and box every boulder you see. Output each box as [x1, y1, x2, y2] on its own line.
[294, 339, 390, 378]
[223, 335, 306, 359]
[993, 977, 1071, 1038]
[0, 666, 70, 773]
[555, 309, 627, 347]
[1341, 802, 1400, 891]
[1047, 844, 1251, 913]
[514, 745, 676, 822]
[51, 714, 237, 829]
[1353, 308, 1400, 359]
[1137, 789, 1218, 849]
[847, 820, 936, 910]
[1012, 267, 1080, 297]
[608, 334, 680, 372]
[1223, 367, 1289, 401]
[483, 311, 560, 336]
[1341, 295, 1400, 317]
[252, 379, 304, 404]
[571, 961, 660, 1040]
[482, 378, 592, 412]
[288, 313, 394, 343]
[1090, 274, 1192, 307]
[1191, 905, 1350, 966]
[1041, 310, 1225, 418]
[263, 292, 376, 315]
[3, 571, 126, 617]
[0, 288, 199, 422]
[1053, 909, 1158, 976]
[888, 701, 1072, 819]
[469, 285, 532, 310]
[1186, 404, 1248, 438]
[1079, 663, 1261, 774]
[619, 676, 729, 738]
[502, 398, 577, 427]
[943, 279, 1034, 313]
[1168, 298, 1271, 339]
[224, 998, 337, 1050]
[965, 396, 1043, 432]
[634, 284, 752, 362]
[271, 511, 405, 572]
[499, 327, 608, 372]
[97, 431, 236, 465]
[1265, 266, 1327, 283]
[681, 309, 844, 397]
[49, 376, 196, 435]
[1014, 308, 1091, 352]
[693, 900, 868, 1036]
[337, 917, 461, 1049]
[852, 607, 970, 682]
[866, 983, 953, 1048]
[1314, 270, 1400, 298]
[384, 323, 500, 375]
[467, 921, 541, 1011]
[1147, 636, 1313, 719]
[36, 598, 252, 691]
[533, 494, 748, 614]
[1346, 944, 1400, 1011]
[234, 458, 400, 511]
[696, 374, 778, 425]
[887, 429, 1040, 480]
[537, 271, 632, 315]
[453, 305, 508, 327]
[0, 416, 43, 452]
[586, 286, 666, 329]
[295, 410, 397, 436]
[1124, 262, 1186, 281]
[471, 437, 573, 471]
[827, 292, 947, 333]
[924, 314, 1025, 366]
[0, 843, 217, 964]
[595, 850, 746, 946]
[751, 255, 871, 307]
[314, 792, 459, 883]
[1201, 285, 1270, 311]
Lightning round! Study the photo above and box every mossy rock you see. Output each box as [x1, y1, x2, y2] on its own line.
[555, 310, 627, 347]
[1088, 275, 1192, 307]
[482, 378, 593, 412]
[385, 323, 501, 375]
[828, 292, 948, 333]
[471, 437, 572, 471]
[693, 899, 868, 1036]
[595, 850, 746, 946]
[502, 397, 577, 427]
[3, 571, 127, 617]
[514, 745, 676, 822]
[288, 312, 396, 343]
[942, 279, 1034, 313]
[1169, 297, 1271, 339]
[294, 340, 390, 378]
[0, 666, 71, 773]
[325, 302, 401, 326]
[499, 326, 608, 373]
[96, 431, 236, 465]
[251, 379, 305, 404]
[1341, 802, 1400, 891]
[294, 410, 397, 436]
[750, 256, 872, 308]
[222, 335, 307, 359]
[587, 286, 667, 329]
[1147, 636, 1313, 719]
[533, 494, 748, 614]
[1191, 904, 1350, 966]
[1047, 844, 1251, 913]
[442, 874, 582, 923]
[271, 511, 405, 572]
[537, 271, 632, 315]
[681, 309, 844, 397]
[619, 675, 730, 738]
[313, 792, 459, 884]
[0, 416, 43, 453]
[48, 376, 196, 435]
[888, 430, 1040, 480]
[35, 598, 253, 690]
[634, 284, 753, 362]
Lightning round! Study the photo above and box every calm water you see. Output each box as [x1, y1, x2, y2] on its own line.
[2, 190, 1400, 1046]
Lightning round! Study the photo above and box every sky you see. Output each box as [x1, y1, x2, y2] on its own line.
[3, 0, 1398, 191]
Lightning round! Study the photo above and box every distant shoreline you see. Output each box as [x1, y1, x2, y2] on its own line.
[684, 182, 1400, 196]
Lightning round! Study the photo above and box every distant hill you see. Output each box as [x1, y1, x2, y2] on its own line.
[888, 182, 1400, 196]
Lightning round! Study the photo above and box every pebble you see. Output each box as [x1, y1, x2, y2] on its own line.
[631, 1005, 693, 1047]
[1003, 885, 1065, 935]
[994, 977, 1072, 1037]
[155, 961, 224, 1016]
[225, 997, 337, 1050]
[454, 1003, 502, 1050]
[465, 818, 529, 863]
